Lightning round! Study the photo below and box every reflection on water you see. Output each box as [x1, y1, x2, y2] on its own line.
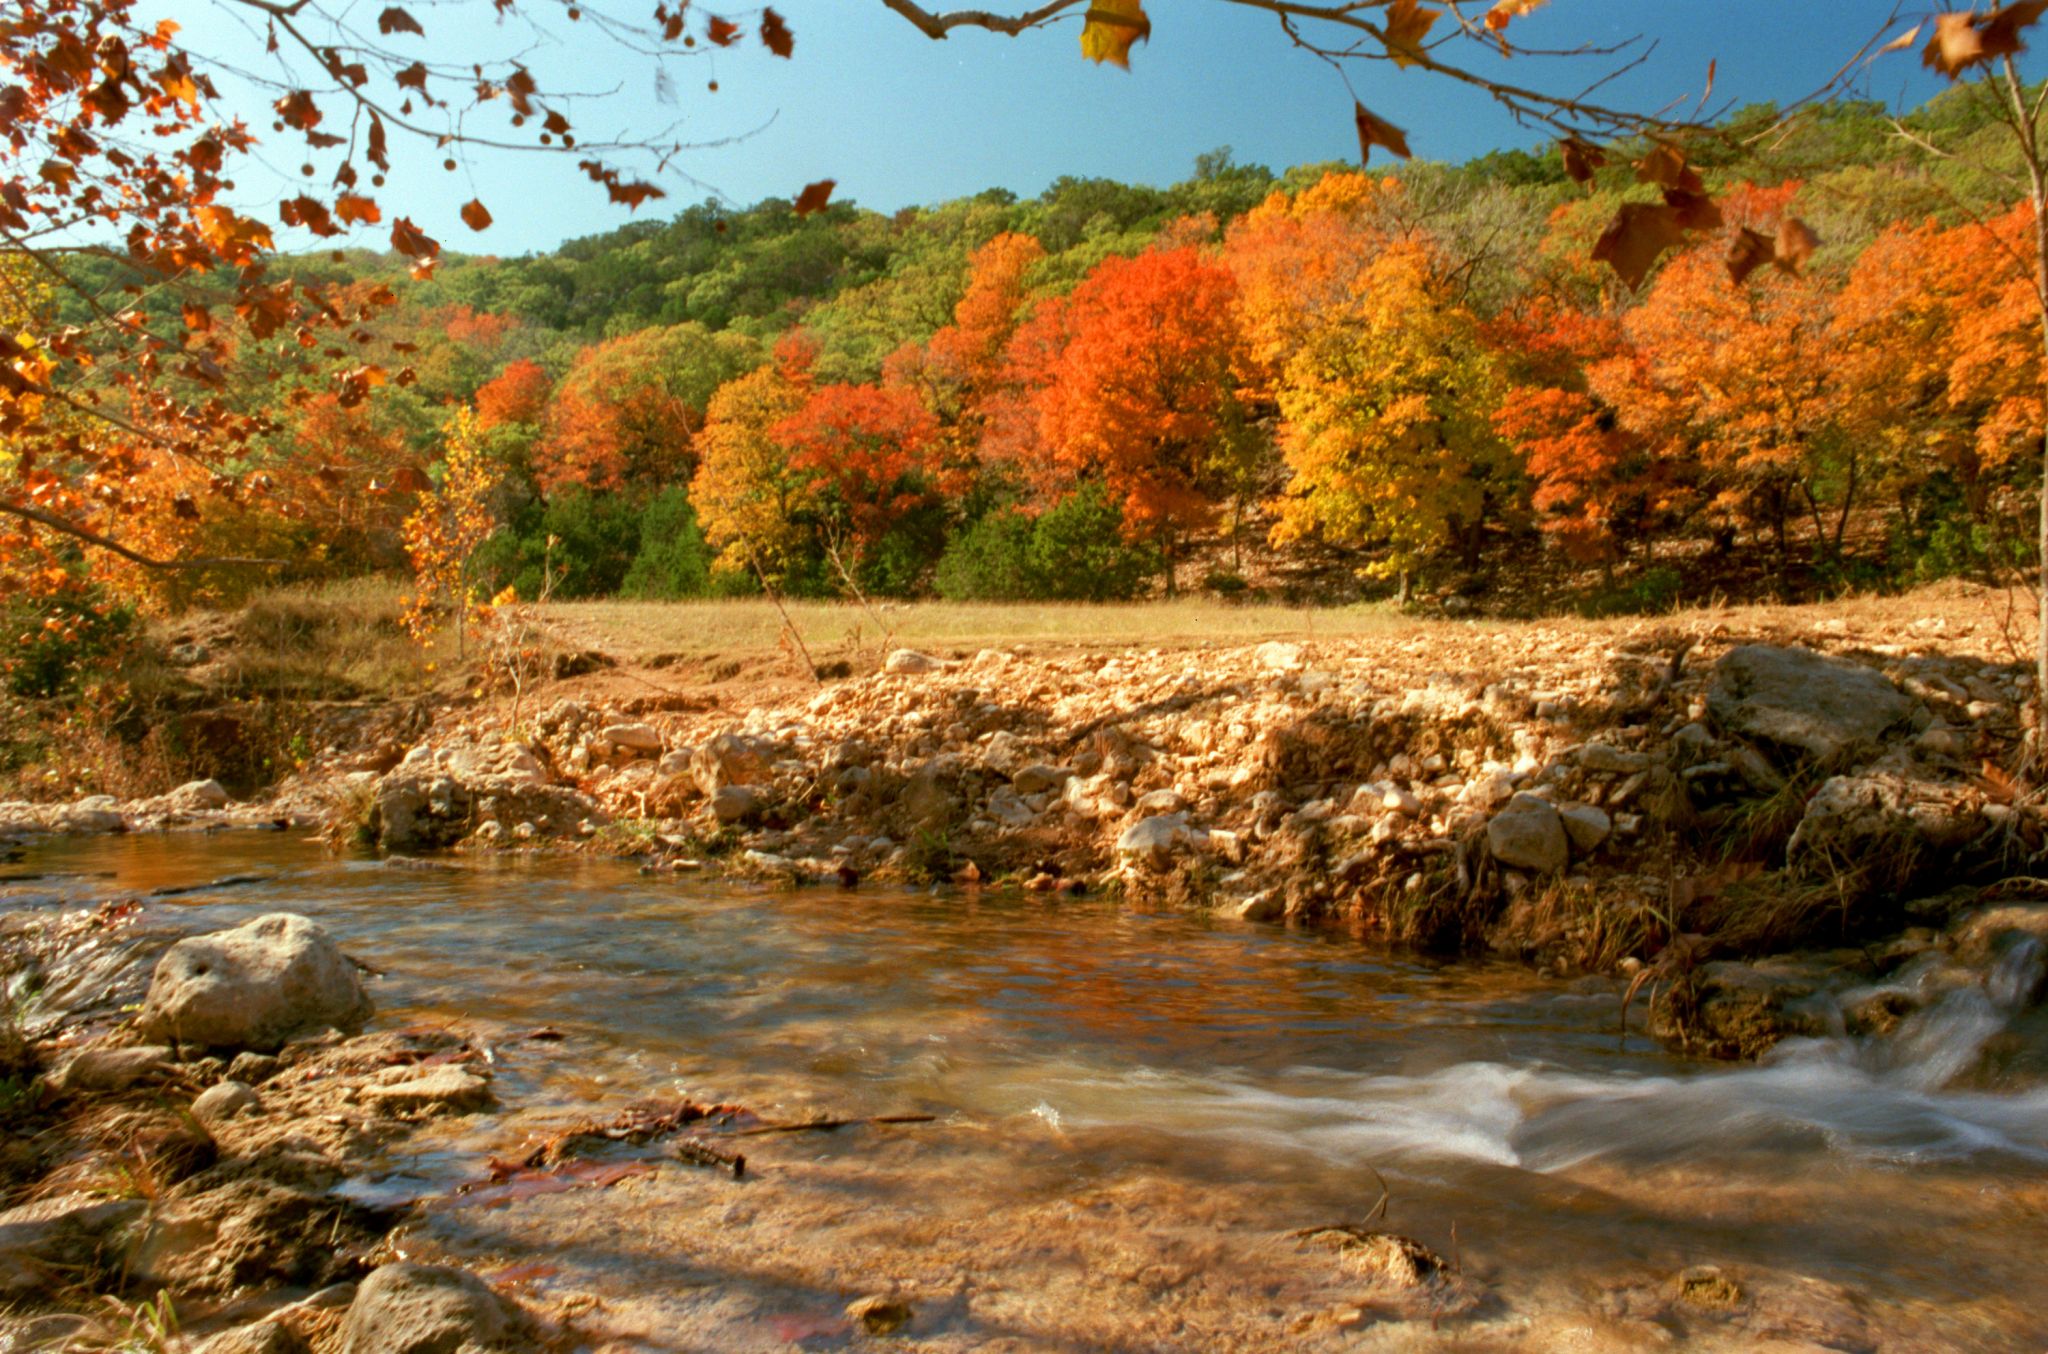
[12, 832, 2048, 1347]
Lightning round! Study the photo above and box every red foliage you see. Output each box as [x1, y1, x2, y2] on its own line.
[774, 384, 940, 550]
[475, 360, 553, 430]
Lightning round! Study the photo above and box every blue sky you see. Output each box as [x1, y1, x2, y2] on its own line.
[170, 0, 1953, 256]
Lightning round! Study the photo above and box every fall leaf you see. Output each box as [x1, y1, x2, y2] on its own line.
[1924, 12, 1986, 76]
[1662, 188, 1722, 231]
[1726, 225, 1775, 284]
[794, 179, 836, 216]
[1633, 143, 1702, 194]
[460, 198, 493, 231]
[1559, 135, 1605, 185]
[334, 192, 380, 225]
[1080, 0, 1150, 68]
[1382, 0, 1442, 67]
[1774, 217, 1820, 273]
[1979, 0, 2048, 60]
[389, 217, 440, 279]
[1485, 0, 1547, 32]
[274, 89, 321, 132]
[171, 493, 199, 521]
[760, 8, 794, 58]
[395, 61, 428, 94]
[1877, 21, 1923, 55]
[1354, 102, 1412, 164]
[707, 16, 740, 46]
[1592, 202, 1685, 290]
[377, 6, 424, 37]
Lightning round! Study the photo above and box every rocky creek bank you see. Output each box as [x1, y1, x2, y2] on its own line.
[9, 613, 2048, 1065]
[0, 904, 552, 1351]
[307, 619, 2047, 1064]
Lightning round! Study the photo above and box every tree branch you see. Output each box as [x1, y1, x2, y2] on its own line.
[0, 502, 284, 571]
[876, 0, 1085, 39]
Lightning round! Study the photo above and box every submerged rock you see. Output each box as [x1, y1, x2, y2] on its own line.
[363, 1066, 492, 1115]
[1706, 644, 1914, 764]
[340, 1262, 536, 1354]
[140, 913, 373, 1052]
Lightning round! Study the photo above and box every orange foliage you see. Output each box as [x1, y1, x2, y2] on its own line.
[476, 360, 554, 430]
[534, 331, 700, 494]
[1000, 246, 1247, 562]
[774, 383, 941, 552]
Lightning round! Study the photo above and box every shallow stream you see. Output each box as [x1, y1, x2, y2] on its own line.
[12, 834, 2048, 1350]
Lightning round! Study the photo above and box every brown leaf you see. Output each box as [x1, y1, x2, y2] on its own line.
[1877, 21, 1923, 54]
[707, 16, 740, 46]
[171, 493, 200, 521]
[1080, 0, 1150, 68]
[794, 179, 836, 216]
[1774, 217, 1820, 274]
[395, 61, 429, 94]
[1591, 202, 1685, 290]
[1633, 143, 1702, 194]
[274, 89, 321, 132]
[334, 192, 380, 226]
[760, 8, 794, 58]
[1924, 12, 1986, 76]
[1354, 101, 1412, 165]
[1485, 0, 1547, 32]
[1560, 135, 1605, 185]
[1383, 0, 1442, 67]
[389, 217, 440, 279]
[1662, 188, 1721, 231]
[377, 6, 424, 37]
[1726, 226, 1775, 284]
[280, 195, 339, 237]
[460, 198, 493, 231]
[1980, 0, 2048, 59]
[390, 465, 432, 494]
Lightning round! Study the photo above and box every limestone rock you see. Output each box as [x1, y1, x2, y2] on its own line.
[1011, 763, 1071, 797]
[1786, 771, 1987, 890]
[847, 1295, 914, 1336]
[1116, 813, 1200, 867]
[711, 783, 764, 825]
[1578, 742, 1649, 775]
[602, 722, 662, 754]
[1557, 801, 1612, 854]
[884, 649, 949, 675]
[1706, 644, 1913, 763]
[52, 1044, 173, 1094]
[196, 1321, 310, 1354]
[1254, 641, 1305, 672]
[140, 914, 373, 1052]
[1486, 794, 1569, 874]
[691, 731, 774, 798]
[363, 1067, 492, 1115]
[340, 1263, 536, 1354]
[0, 1195, 145, 1299]
[191, 1080, 261, 1130]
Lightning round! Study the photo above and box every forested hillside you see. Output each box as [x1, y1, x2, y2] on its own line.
[44, 87, 2047, 626]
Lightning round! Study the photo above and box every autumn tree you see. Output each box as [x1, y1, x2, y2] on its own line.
[1000, 245, 1251, 592]
[691, 333, 817, 584]
[774, 382, 942, 577]
[533, 325, 757, 494]
[402, 407, 503, 654]
[1267, 239, 1509, 594]
[475, 360, 555, 433]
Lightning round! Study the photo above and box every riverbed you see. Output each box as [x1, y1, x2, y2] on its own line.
[12, 832, 2048, 1351]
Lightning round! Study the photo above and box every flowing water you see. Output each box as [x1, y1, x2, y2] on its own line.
[11, 833, 2048, 1351]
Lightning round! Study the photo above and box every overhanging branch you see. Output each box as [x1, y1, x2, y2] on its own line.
[0, 501, 284, 571]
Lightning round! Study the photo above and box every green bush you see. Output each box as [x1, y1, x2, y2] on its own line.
[621, 487, 715, 599]
[477, 488, 645, 599]
[934, 483, 1158, 601]
[1579, 564, 1684, 618]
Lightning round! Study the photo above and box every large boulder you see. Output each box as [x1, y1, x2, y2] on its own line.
[1116, 813, 1203, 868]
[372, 772, 599, 851]
[1786, 771, 1989, 892]
[340, 1263, 536, 1354]
[1706, 645, 1914, 764]
[1486, 794, 1569, 874]
[140, 914, 373, 1052]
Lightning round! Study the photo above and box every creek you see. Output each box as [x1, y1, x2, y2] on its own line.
[12, 833, 2048, 1351]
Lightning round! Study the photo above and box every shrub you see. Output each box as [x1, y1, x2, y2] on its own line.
[3, 594, 138, 699]
[934, 483, 1158, 601]
[477, 488, 645, 599]
[621, 487, 715, 599]
[1579, 564, 1683, 618]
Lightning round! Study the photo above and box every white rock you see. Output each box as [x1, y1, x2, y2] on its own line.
[1254, 641, 1305, 672]
[885, 649, 949, 675]
[603, 723, 663, 753]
